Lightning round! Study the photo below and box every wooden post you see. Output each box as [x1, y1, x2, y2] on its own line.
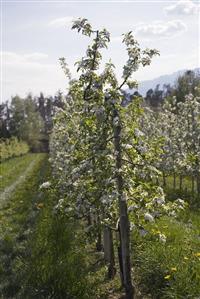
[163, 172, 166, 187]
[103, 226, 116, 279]
[112, 107, 134, 299]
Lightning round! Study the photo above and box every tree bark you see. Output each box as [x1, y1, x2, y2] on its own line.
[112, 107, 134, 299]
[192, 176, 195, 195]
[173, 173, 176, 190]
[103, 226, 116, 279]
[179, 175, 183, 191]
[196, 173, 200, 196]
[163, 172, 166, 187]
[96, 214, 103, 251]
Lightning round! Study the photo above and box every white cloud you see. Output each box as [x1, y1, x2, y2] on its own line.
[1, 51, 68, 100]
[3, 51, 48, 64]
[24, 53, 48, 60]
[164, 0, 199, 15]
[48, 16, 74, 28]
[112, 36, 122, 43]
[135, 20, 187, 39]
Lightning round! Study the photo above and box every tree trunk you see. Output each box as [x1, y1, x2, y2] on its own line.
[96, 230, 102, 251]
[163, 172, 166, 187]
[118, 238, 124, 286]
[96, 214, 103, 251]
[173, 173, 176, 190]
[192, 176, 195, 195]
[179, 175, 183, 191]
[87, 213, 92, 226]
[103, 226, 116, 279]
[156, 177, 159, 185]
[196, 173, 200, 196]
[112, 107, 134, 299]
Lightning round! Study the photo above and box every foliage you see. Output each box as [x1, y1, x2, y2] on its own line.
[0, 137, 29, 162]
[49, 17, 190, 298]
[49, 17, 167, 248]
[9, 95, 44, 151]
[173, 70, 200, 103]
[144, 70, 200, 108]
[131, 213, 200, 299]
[141, 93, 200, 199]
[0, 92, 68, 152]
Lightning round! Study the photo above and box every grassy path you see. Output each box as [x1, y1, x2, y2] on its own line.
[0, 155, 39, 206]
[0, 153, 50, 298]
[0, 154, 39, 193]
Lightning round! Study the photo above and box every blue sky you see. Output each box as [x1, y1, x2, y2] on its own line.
[1, 0, 199, 100]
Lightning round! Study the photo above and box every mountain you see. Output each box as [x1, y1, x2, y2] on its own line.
[136, 68, 200, 96]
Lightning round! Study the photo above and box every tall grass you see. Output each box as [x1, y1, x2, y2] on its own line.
[131, 213, 200, 298]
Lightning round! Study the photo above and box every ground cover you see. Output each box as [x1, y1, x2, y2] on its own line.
[0, 153, 49, 298]
[0, 154, 199, 299]
[0, 154, 37, 192]
[131, 210, 200, 299]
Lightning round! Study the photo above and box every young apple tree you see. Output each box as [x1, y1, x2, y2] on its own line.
[50, 18, 161, 299]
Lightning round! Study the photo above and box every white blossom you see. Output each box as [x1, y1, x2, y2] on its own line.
[159, 233, 167, 243]
[113, 116, 119, 126]
[144, 212, 154, 222]
[123, 144, 132, 149]
[135, 128, 144, 137]
[39, 181, 51, 189]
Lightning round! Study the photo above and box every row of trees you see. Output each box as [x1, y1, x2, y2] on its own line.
[144, 70, 200, 108]
[141, 92, 200, 196]
[0, 93, 64, 152]
[49, 18, 186, 299]
[0, 137, 29, 161]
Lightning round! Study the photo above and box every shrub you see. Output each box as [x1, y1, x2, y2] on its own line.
[0, 137, 29, 162]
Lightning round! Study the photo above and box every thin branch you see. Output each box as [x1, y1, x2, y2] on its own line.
[118, 74, 130, 90]
[121, 158, 144, 168]
[84, 30, 99, 101]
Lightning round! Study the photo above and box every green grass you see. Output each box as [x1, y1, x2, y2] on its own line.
[20, 190, 114, 299]
[2, 155, 199, 298]
[0, 153, 38, 192]
[131, 211, 200, 299]
[0, 153, 49, 298]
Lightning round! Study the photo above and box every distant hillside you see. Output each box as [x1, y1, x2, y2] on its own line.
[137, 68, 200, 96]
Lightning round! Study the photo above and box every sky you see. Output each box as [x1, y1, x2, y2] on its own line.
[1, 0, 199, 101]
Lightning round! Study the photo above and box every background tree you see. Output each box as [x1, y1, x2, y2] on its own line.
[9, 95, 44, 151]
[173, 70, 200, 103]
[0, 101, 11, 138]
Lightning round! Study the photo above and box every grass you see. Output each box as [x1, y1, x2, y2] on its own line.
[0, 153, 38, 192]
[20, 189, 123, 299]
[0, 154, 122, 299]
[131, 211, 200, 299]
[131, 174, 200, 298]
[0, 153, 49, 298]
[1, 154, 199, 298]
